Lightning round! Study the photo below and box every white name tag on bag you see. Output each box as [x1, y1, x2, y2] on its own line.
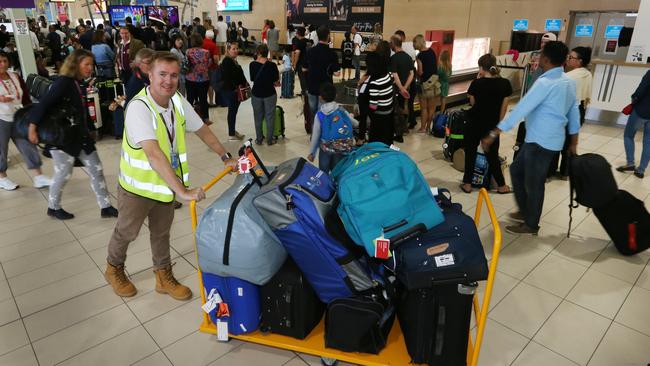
[434, 253, 455, 267]
[216, 320, 229, 342]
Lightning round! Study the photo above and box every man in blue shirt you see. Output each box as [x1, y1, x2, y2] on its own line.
[483, 41, 580, 234]
[617, 70, 650, 179]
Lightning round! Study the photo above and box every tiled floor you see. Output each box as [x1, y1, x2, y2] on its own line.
[2, 59, 650, 365]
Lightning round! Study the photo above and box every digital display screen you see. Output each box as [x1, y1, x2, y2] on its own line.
[216, 0, 251, 11]
[146, 6, 179, 26]
[109, 5, 145, 27]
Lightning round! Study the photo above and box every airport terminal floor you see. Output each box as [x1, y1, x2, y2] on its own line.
[1, 56, 650, 366]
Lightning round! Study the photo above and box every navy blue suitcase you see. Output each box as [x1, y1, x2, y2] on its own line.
[392, 190, 488, 290]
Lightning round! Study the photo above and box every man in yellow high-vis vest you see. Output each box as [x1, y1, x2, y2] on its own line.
[105, 51, 237, 300]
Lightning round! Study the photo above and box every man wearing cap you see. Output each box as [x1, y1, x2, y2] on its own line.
[105, 51, 237, 300]
[528, 32, 557, 88]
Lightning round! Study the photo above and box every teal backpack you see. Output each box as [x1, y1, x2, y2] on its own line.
[331, 143, 445, 257]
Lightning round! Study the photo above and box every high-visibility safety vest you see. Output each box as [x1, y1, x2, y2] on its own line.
[118, 89, 189, 202]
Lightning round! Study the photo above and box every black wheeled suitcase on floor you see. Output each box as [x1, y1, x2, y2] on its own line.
[442, 110, 467, 161]
[593, 190, 650, 256]
[259, 258, 325, 339]
[398, 283, 477, 366]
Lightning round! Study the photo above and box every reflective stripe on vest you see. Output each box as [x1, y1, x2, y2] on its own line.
[118, 89, 189, 202]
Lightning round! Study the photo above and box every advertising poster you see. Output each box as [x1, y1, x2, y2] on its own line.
[287, 0, 384, 32]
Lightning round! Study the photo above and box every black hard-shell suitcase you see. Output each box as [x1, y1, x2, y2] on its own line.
[324, 294, 395, 354]
[259, 258, 325, 339]
[398, 283, 477, 366]
[593, 190, 650, 256]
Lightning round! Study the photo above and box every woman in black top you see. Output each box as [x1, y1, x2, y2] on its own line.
[28, 49, 117, 220]
[460, 54, 513, 194]
[220, 42, 247, 140]
[366, 50, 394, 146]
[249, 44, 280, 145]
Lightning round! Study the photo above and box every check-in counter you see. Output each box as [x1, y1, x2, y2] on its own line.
[587, 59, 650, 126]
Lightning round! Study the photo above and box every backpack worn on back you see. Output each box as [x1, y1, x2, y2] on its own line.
[331, 143, 445, 257]
[242, 27, 249, 39]
[343, 40, 354, 57]
[317, 109, 355, 154]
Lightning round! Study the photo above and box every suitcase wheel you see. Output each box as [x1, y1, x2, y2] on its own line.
[320, 358, 338, 366]
[259, 324, 271, 334]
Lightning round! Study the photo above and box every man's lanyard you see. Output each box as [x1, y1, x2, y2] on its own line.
[161, 98, 177, 148]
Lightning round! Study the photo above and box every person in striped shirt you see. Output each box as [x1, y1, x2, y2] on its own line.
[365, 49, 395, 146]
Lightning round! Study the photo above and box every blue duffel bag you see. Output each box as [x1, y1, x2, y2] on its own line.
[331, 143, 445, 257]
[392, 189, 488, 290]
[253, 158, 384, 304]
[201, 272, 260, 336]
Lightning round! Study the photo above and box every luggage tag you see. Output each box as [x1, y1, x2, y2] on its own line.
[216, 319, 229, 342]
[373, 235, 392, 259]
[238, 156, 251, 174]
[201, 288, 222, 314]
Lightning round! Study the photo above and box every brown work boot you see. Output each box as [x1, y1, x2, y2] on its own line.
[154, 265, 192, 301]
[105, 262, 137, 297]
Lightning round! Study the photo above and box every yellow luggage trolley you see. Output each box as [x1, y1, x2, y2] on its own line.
[190, 168, 502, 366]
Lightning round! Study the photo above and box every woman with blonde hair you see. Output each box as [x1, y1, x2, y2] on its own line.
[414, 34, 438, 133]
[437, 50, 452, 113]
[28, 49, 117, 220]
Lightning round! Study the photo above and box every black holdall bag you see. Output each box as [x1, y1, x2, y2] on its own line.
[391, 189, 489, 290]
[14, 100, 81, 147]
[324, 293, 395, 355]
[259, 258, 325, 339]
[397, 283, 477, 366]
[569, 153, 618, 208]
[593, 190, 650, 256]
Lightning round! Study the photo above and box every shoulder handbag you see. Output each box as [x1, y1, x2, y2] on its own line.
[237, 61, 260, 103]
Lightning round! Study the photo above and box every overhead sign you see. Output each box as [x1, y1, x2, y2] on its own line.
[604, 25, 623, 39]
[513, 19, 529, 31]
[575, 24, 594, 37]
[545, 19, 562, 32]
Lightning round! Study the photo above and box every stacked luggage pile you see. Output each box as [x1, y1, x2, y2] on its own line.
[195, 142, 490, 365]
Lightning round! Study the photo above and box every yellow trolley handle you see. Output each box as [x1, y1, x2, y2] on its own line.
[467, 188, 503, 366]
[190, 167, 233, 329]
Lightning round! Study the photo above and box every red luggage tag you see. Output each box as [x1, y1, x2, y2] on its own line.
[238, 156, 251, 174]
[216, 302, 230, 318]
[374, 236, 391, 259]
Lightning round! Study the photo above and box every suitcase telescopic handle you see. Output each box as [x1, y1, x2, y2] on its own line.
[387, 223, 427, 249]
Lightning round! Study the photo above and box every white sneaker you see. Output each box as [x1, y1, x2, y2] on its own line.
[33, 175, 52, 188]
[0, 177, 18, 191]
